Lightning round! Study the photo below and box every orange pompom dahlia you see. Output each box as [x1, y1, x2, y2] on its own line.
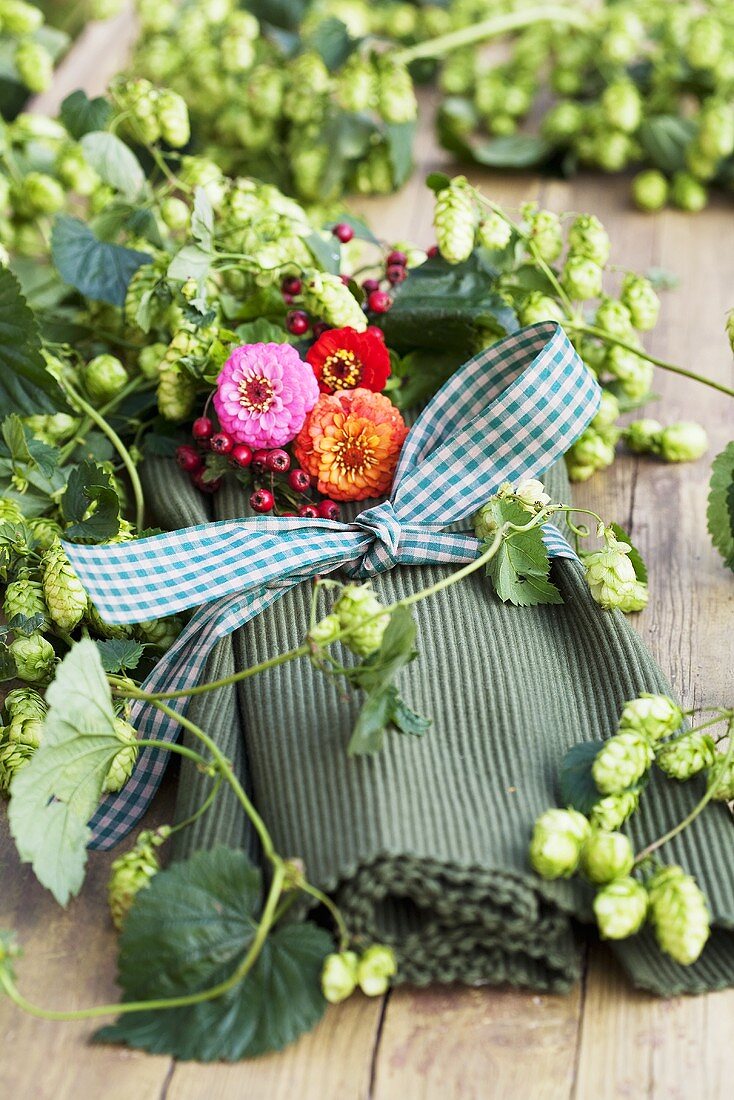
[293, 388, 408, 502]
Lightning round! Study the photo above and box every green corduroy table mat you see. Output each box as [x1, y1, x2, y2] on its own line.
[141, 456, 734, 996]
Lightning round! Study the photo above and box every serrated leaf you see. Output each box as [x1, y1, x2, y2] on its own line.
[0, 641, 17, 681]
[348, 607, 421, 756]
[707, 442, 734, 571]
[425, 171, 452, 193]
[8, 639, 124, 905]
[191, 187, 213, 251]
[167, 244, 212, 282]
[304, 231, 341, 275]
[1, 414, 58, 478]
[95, 847, 331, 1061]
[52, 215, 152, 307]
[0, 265, 67, 416]
[608, 522, 648, 584]
[80, 132, 145, 200]
[391, 348, 465, 410]
[7, 612, 45, 636]
[95, 638, 145, 673]
[348, 686, 394, 756]
[468, 134, 551, 169]
[558, 741, 601, 814]
[390, 691, 430, 737]
[638, 116, 696, 174]
[60, 90, 112, 139]
[307, 16, 355, 68]
[385, 121, 416, 188]
[483, 498, 563, 607]
[62, 460, 120, 542]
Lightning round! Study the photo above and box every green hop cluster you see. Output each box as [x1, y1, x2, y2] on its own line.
[107, 826, 170, 930]
[522, 206, 563, 263]
[9, 633, 55, 683]
[477, 211, 512, 251]
[433, 178, 477, 265]
[567, 214, 611, 267]
[655, 732, 717, 781]
[619, 693, 683, 742]
[580, 829, 635, 884]
[41, 539, 88, 632]
[711, 755, 734, 802]
[0, 687, 47, 792]
[3, 573, 48, 629]
[592, 729, 654, 795]
[334, 585, 390, 657]
[647, 865, 710, 965]
[658, 423, 708, 463]
[562, 254, 603, 301]
[321, 944, 397, 1004]
[83, 354, 129, 403]
[565, 427, 616, 483]
[528, 808, 590, 879]
[589, 789, 639, 831]
[620, 274, 660, 332]
[308, 613, 342, 648]
[114, 79, 191, 148]
[583, 531, 644, 612]
[301, 273, 367, 332]
[593, 877, 648, 940]
[103, 718, 139, 794]
[518, 292, 564, 327]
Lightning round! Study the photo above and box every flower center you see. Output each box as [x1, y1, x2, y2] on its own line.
[333, 428, 375, 476]
[239, 374, 274, 413]
[321, 349, 363, 391]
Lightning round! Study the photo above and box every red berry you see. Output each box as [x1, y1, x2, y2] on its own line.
[367, 289, 392, 314]
[231, 443, 253, 468]
[288, 468, 311, 493]
[282, 275, 302, 296]
[252, 448, 270, 474]
[210, 432, 234, 455]
[427, 245, 439, 258]
[387, 249, 407, 267]
[317, 499, 340, 521]
[312, 321, 330, 338]
[362, 277, 380, 294]
[266, 448, 291, 473]
[280, 511, 297, 517]
[298, 504, 319, 518]
[176, 444, 203, 473]
[192, 416, 214, 441]
[193, 470, 222, 494]
[287, 309, 310, 336]
[386, 264, 407, 285]
[333, 222, 354, 243]
[250, 487, 275, 513]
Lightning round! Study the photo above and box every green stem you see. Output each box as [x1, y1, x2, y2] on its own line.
[392, 6, 589, 65]
[634, 719, 734, 867]
[61, 383, 146, 530]
[168, 776, 223, 835]
[299, 881, 350, 952]
[567, 323, 734, 400]
[132, 644, 311, 702]
[0, 864, 285, 1021]
[134, 739, 211, 767]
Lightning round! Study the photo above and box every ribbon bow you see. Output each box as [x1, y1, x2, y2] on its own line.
[66, 322, 600, 849]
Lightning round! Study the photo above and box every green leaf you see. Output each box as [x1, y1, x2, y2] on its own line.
[0, 641, 17, 681]
[304, 230, 341, 275]
[60, 90, 112, 139]
[348, 607, 422, 755]
[467, 134, 551, 169]
[707, 442, 734, 571]
[379, 253, 518, 357]
[307, 16, 356, 69]
[425, 171, 452, 193]
[80, 132, 145, 200]
[385, 121, 416, 188]
[8, 639, 124, 905]
[391, 348, 465, 410]
[558, 741, 601, 814]
[167, 244, 213, 282]
[235, 318, 290, 343]
[61, 460, 121, 542]
[327, 213, 378, 245]
[349, 686, 395, 756]
[609, 522, 648, 584]
[6, 612, 46, 636]
[483, 498, 563, 607]
[1, 414, 58, 478]
[0, 265, 67, 417]
[390, 692, 431, 737]
[95, 638, 145, 673]
[638, 116, 696, 175]
[51, 215, 152, 307]
[95, 847, 331, 1061]
[191, 187, 214, 251]
[644, 267, 679, 291]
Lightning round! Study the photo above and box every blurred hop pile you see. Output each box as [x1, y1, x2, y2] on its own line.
[438, 0, 734, 212]
[0, 0, 69, 114]
[128, 0, 428, 201]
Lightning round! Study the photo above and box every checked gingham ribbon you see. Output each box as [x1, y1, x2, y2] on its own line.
[65, 321, 600, 849]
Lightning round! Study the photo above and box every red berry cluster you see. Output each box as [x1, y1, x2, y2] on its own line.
[176, 417, 340, 520]
[362, 249, 410, 315]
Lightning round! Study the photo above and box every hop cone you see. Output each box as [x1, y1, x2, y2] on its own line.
[592, 730, 654, 795]
[336, 56, 376, 113]
[377, 59, 417, 124]
[0, 738, 33, 794]
[321, 950, 359, 1004]
[301, 273, 367, 332]
[14, 41, 52, 93]
[711, 754, 734, 802]
[589, 790, 639, 831]
[27, 517, 63, 550]
[584, 534, 637, 610]
[594, 298, 633, 338]
[524, 208, 563, 262]
[529, 808, 590, 880]
[656, 732, 716, 781]
[616, 581, 649, 614]
[102, 718, 139, 794]
[86, 602, 133, 640]
[4, 687, 46, 722]
[3, 575, 48, 629]
[107, 828, 168, 930]
[42, 539, 88, 631]
[156, 89, 190, 148]
[619, 693, 682, 742]
[433, 179, 476, 265]
[626, 418, 663, 455]
[356, 944, 397, 996]
[138, 615, 183, 650]
[620, 274, 660, 332]
[561, 254, 603, 301]
[581, 830, 635, 884]
[647, 866, 710, 965]
[519, 292, 564, 327]
[658, 423, 708, 463]
[10, 634, 55, 683]
[6, 714, 43, 749]
[334, 585, 389, 657]
[594, 876, 648, 940]
[157, 365, 197, 422]
[0, 499, 24, 525]
[568, 214, 610, 266]
[307, 612, 341, 647]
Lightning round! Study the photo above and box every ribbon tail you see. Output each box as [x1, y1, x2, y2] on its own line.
[88, 584, 291, 849]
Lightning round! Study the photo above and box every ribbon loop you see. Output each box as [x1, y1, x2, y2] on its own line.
[348, 500, 403, 576]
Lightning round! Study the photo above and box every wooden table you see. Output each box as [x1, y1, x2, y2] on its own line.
[2, 14, 734, 1097]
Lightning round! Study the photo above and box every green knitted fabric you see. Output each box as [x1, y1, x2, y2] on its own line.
[141, 457, 734, 996]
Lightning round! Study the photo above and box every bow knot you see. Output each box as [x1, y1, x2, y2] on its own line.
[348, 500, 403, 577]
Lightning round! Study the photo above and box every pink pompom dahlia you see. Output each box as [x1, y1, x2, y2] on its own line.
[213, 343, 319, 449]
